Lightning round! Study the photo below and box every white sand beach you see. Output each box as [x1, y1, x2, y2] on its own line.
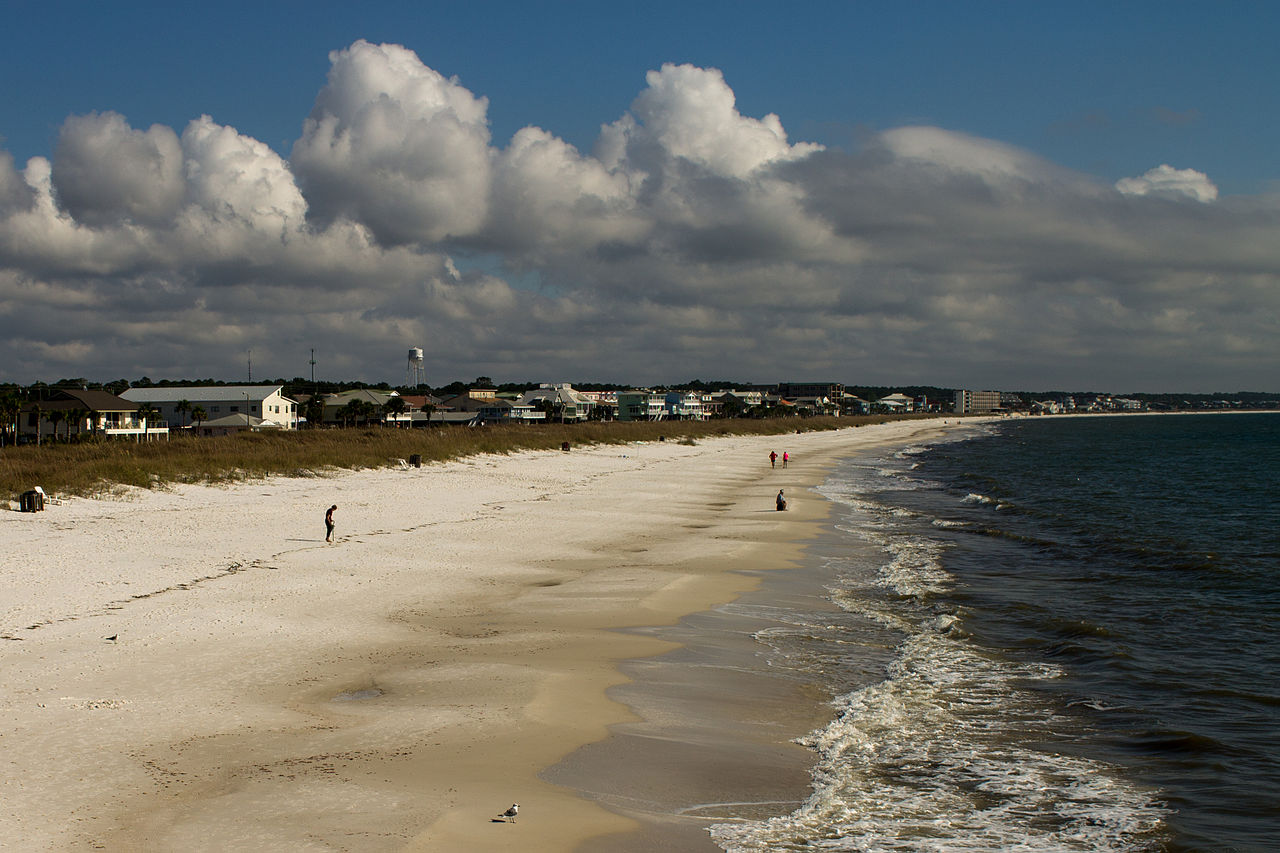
[0, 419, 976, 851]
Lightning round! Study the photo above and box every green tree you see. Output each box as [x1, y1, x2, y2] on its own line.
[67, 407, 89, 440]
[0, 393, 20, 447]
[336, 401, 358, 427]
[135, 403, 159, 432]
[174, 399, 191, 429]
[303, 397, 325, 428]
[47, 409, 65, 442]
[719, 398, 744, 419]
[190, 405, 207, 431]
[383, 395, 407, 425]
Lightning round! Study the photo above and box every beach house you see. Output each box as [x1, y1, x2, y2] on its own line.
[515, 383, 594, 422]
[438, 389, 544, 424]
[18, 388, 168, 442]
[662, 391, 709, 420]
[121, 385, 299, 430]
[617, 390, 668, 421]
[874, 393, 917, 413]
[319, 389, 411, 427]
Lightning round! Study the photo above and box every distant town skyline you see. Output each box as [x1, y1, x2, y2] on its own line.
[2, 2, 1278, 393]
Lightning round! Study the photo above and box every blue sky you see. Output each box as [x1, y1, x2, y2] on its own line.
[1, 1, 1277, 390]
[5, 1, 1273, 194]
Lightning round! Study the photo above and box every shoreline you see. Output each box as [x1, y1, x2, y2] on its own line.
[0, 419, 982, 851]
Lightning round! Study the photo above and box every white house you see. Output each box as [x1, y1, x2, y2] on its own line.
[516, 383, 595, 422]
[121, 385, 299, 429]
[875, 393, 916, 412]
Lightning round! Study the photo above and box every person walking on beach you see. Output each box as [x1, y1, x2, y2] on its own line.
[770, 450, 777, 468]
[325, 504, 337, 543]
[782, 452, 789, 468]
[776, 489, 787, 511]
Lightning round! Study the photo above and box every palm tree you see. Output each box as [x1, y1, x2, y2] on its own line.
[190, 405, 207, 432]
[67, 407, 89, 440]
[303, 396, 325, 428]
[0, 393, 20, 447]
[47, 409, 65, 442]
[135, 403, 159, 433]
[383, 395, 407, 426]
[175, 399, 191, 430]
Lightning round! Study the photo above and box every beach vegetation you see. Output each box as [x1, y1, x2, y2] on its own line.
[0, 414, 930, 501]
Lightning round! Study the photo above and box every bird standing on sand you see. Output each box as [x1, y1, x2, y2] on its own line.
[498, 803, 519, 822]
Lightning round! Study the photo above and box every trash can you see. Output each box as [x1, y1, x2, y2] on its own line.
[19, 490, 44, 512]
[409, 454, 422, 468]
[561, 442, 571, 452]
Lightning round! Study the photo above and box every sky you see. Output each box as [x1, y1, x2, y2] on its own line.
[1, 0, 1277, 393]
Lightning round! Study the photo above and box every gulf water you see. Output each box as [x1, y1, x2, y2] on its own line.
[711, 413, 1279, 852]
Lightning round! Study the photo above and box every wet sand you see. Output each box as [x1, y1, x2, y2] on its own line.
[0, 419, 976, 851]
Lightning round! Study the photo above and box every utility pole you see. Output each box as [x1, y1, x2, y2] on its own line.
[247, 349, 252, 383]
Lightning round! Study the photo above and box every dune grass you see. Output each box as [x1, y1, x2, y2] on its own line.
[0, 415, 928, 501]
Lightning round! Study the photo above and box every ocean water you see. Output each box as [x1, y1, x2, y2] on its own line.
[710, 413, 1279, 852]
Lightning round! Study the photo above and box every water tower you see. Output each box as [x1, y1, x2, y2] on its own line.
[406, 347, 426, 387]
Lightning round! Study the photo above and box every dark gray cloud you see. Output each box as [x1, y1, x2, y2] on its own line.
[0, 43, 1276, 392]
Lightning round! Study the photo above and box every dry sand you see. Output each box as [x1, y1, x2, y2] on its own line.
[0, 419, 975, 851]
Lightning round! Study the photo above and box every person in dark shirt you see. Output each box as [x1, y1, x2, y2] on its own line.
[325, 504, 337, 542]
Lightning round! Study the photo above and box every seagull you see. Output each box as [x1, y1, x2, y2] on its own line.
[104, 635, 118, 642]
[497, 803, 518, 823]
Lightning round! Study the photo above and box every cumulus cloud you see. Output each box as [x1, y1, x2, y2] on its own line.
[601, 63, 822, 178]
[0, 42, 1276, 392]
[50, 112, 185, 227]
[1116, 164, 1219, 202]
[291, 40, 492, 245]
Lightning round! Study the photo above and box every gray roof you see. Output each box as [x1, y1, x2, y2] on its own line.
[121, 385, 290, 404]
[197, 413, 284, 429]
[323, 389, 397, 406]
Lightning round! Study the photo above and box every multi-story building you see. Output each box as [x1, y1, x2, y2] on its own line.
[777, 382, 845, 400]
[617, 390, 668, 421]
[954, 389, 1003, 414]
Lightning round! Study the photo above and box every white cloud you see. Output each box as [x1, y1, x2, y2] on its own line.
[488, 125, 646, 254]
[0, 42, 1275, 392]
[603, 63, 822, 178]
[1116, 164, 1219, 202]
[291, 40, 492, 245]
[51, 112, 185, 227]
[180, 116, 307, 231]
[0, 150, 34, 214]
[881, 126, 1081, 186]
